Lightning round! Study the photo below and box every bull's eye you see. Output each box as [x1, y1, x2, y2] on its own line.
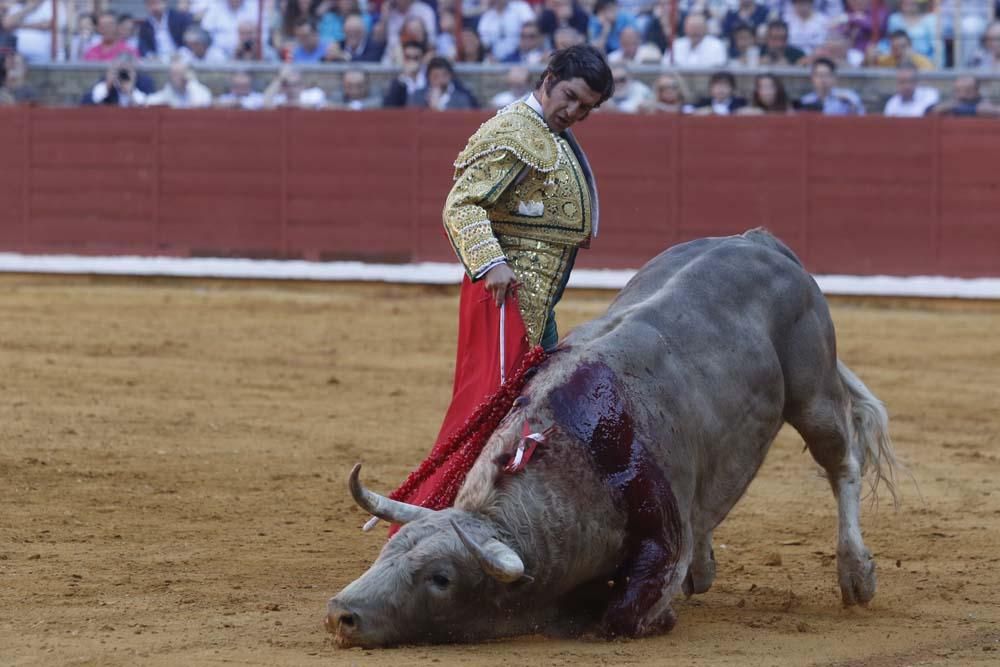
[431, 573, 451, 588]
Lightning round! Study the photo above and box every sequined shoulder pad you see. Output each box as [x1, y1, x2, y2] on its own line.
[454, 102, 558, 174]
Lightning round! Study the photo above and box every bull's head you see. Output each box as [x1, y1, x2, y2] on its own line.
[325, 464, 530, 647]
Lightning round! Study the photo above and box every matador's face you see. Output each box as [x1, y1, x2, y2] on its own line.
[537, 75, 603, 134]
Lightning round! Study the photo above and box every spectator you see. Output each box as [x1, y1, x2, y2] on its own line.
[644, 0, 676, 55]
[739, 73, 793, 114]
[262, 64, 327, 108]
[503, 20, 549, 64]
[667, 13, 727, 68]
[538, 0, 590, 46]
[966, 20, 1000, 69]
[883, 65, 939, 116]
[382, 40, 427, 106]
[318, 0, 371, 44]
[339, 12, 384, 62]
[786, 0, 829, 55]
[886, 0, 937, 64]
[802, 30, 864, 68]
[138, 0, 193, 62]
[589, 0, 638, 55]
[927, 74, 1000, 116]
[83, 12, 140, 62]
[338, 68, 381, 109]
[868, 29, 934, 70]
[607, 25, 662, 64]
[553, 25, 585, 50]
[84, 55, 153, 106]
[69, 12, 99, 61]
[796, 57, 865, 115]
[407, 56, 478, 109]
[640, 72, 692, 113]
[0, 0, 17, 58]
[477, 0, 534, 61]
[291, 17, 331, 62]
[145, 57, 212, 107]
[608, 64, 652, 113]
[728, 22, 760, 67]
[383, 14, 430, 65]
[201, 0, 264, 59]
[380, 0, 437, 59]
[721, 0, 768, 41]
[839, 0, 888, 55]
[281, 0, 320, 42]
[178, 25, 227, 63]
[436, 10, 457, 59]
[489, 64, 531, 108]
[4, 0, 68, 62]
[233, 20, 279, 61]
[938, 0, 991, 67]
[759, 19, 805, 66]
[215, 69, 264, 109]
[458, 27, 487, 62]
[0, 52, 37, 103]
[692, 70, 747, 115]
[118, 14, 140, 53]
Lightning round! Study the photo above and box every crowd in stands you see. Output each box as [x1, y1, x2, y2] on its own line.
[2, 0, 1000, 115]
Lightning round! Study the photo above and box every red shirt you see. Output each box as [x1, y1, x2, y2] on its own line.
[83, 41, 140, 62]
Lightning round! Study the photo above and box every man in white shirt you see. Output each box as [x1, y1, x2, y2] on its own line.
[145, 57, 213, 107]
[785, 0, 829, 54]
[666, 14, 726, 67]
[477, 0, 536, 62]
[883, 65, 940, 117]
[200, 0, 261, 58]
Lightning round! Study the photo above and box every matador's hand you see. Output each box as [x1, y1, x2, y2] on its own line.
[483, 263, 516, 308]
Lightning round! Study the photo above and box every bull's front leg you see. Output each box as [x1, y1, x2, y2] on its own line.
[601, 539, 680, 638]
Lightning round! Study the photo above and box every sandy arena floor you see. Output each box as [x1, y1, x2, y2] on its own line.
[0, 276, 998, 666]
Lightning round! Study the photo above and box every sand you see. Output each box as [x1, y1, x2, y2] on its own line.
[1, 276, 998, 666]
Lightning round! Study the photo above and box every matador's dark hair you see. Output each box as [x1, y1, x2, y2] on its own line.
[536, 44, 615, 105]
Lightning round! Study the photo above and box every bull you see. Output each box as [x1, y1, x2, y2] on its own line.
[326, 229, 898, 647]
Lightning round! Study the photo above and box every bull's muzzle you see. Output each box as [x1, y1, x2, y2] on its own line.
[325, 598, 362, 648]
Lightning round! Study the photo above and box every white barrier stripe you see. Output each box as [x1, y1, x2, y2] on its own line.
[0, 254, 998, 299]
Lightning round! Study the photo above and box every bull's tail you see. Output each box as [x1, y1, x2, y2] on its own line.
[837, 360, 899, 508]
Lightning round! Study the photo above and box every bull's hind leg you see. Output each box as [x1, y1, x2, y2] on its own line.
[787, 385, 876, 607]
[682, 529, 716, 597]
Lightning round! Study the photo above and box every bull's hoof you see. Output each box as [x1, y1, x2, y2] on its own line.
[838, 548, 877, 607]
[682, 556, 716, 598]
[600, 605, 677, 639]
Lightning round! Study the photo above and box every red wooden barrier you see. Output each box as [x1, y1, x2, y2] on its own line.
[1, 107, 997, 277]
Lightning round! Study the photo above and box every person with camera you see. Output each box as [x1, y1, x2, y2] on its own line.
[232, 19, 277, 61]
[84, 54, 154, 106]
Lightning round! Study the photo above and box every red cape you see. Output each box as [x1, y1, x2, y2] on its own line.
[385, 276, 534, 530]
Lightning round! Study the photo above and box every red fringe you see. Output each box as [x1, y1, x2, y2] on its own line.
[389, 345, 548, 510]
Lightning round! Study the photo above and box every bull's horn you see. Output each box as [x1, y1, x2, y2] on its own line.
[450, 519, 525, 584]
[349, 464, 433, 526]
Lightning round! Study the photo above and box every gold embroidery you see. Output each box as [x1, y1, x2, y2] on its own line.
[454, 103, 559, 174]
[499, 235, 574, 347]
[442, 150, 522, 276]
[489, 136, 591, 247]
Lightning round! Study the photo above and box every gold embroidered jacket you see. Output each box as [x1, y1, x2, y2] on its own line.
[442, 101, 595, 345]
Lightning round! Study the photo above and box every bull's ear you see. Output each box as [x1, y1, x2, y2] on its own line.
[450, 520, 525, 584]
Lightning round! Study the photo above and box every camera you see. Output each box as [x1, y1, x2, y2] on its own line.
[117, 68, 131, 82]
